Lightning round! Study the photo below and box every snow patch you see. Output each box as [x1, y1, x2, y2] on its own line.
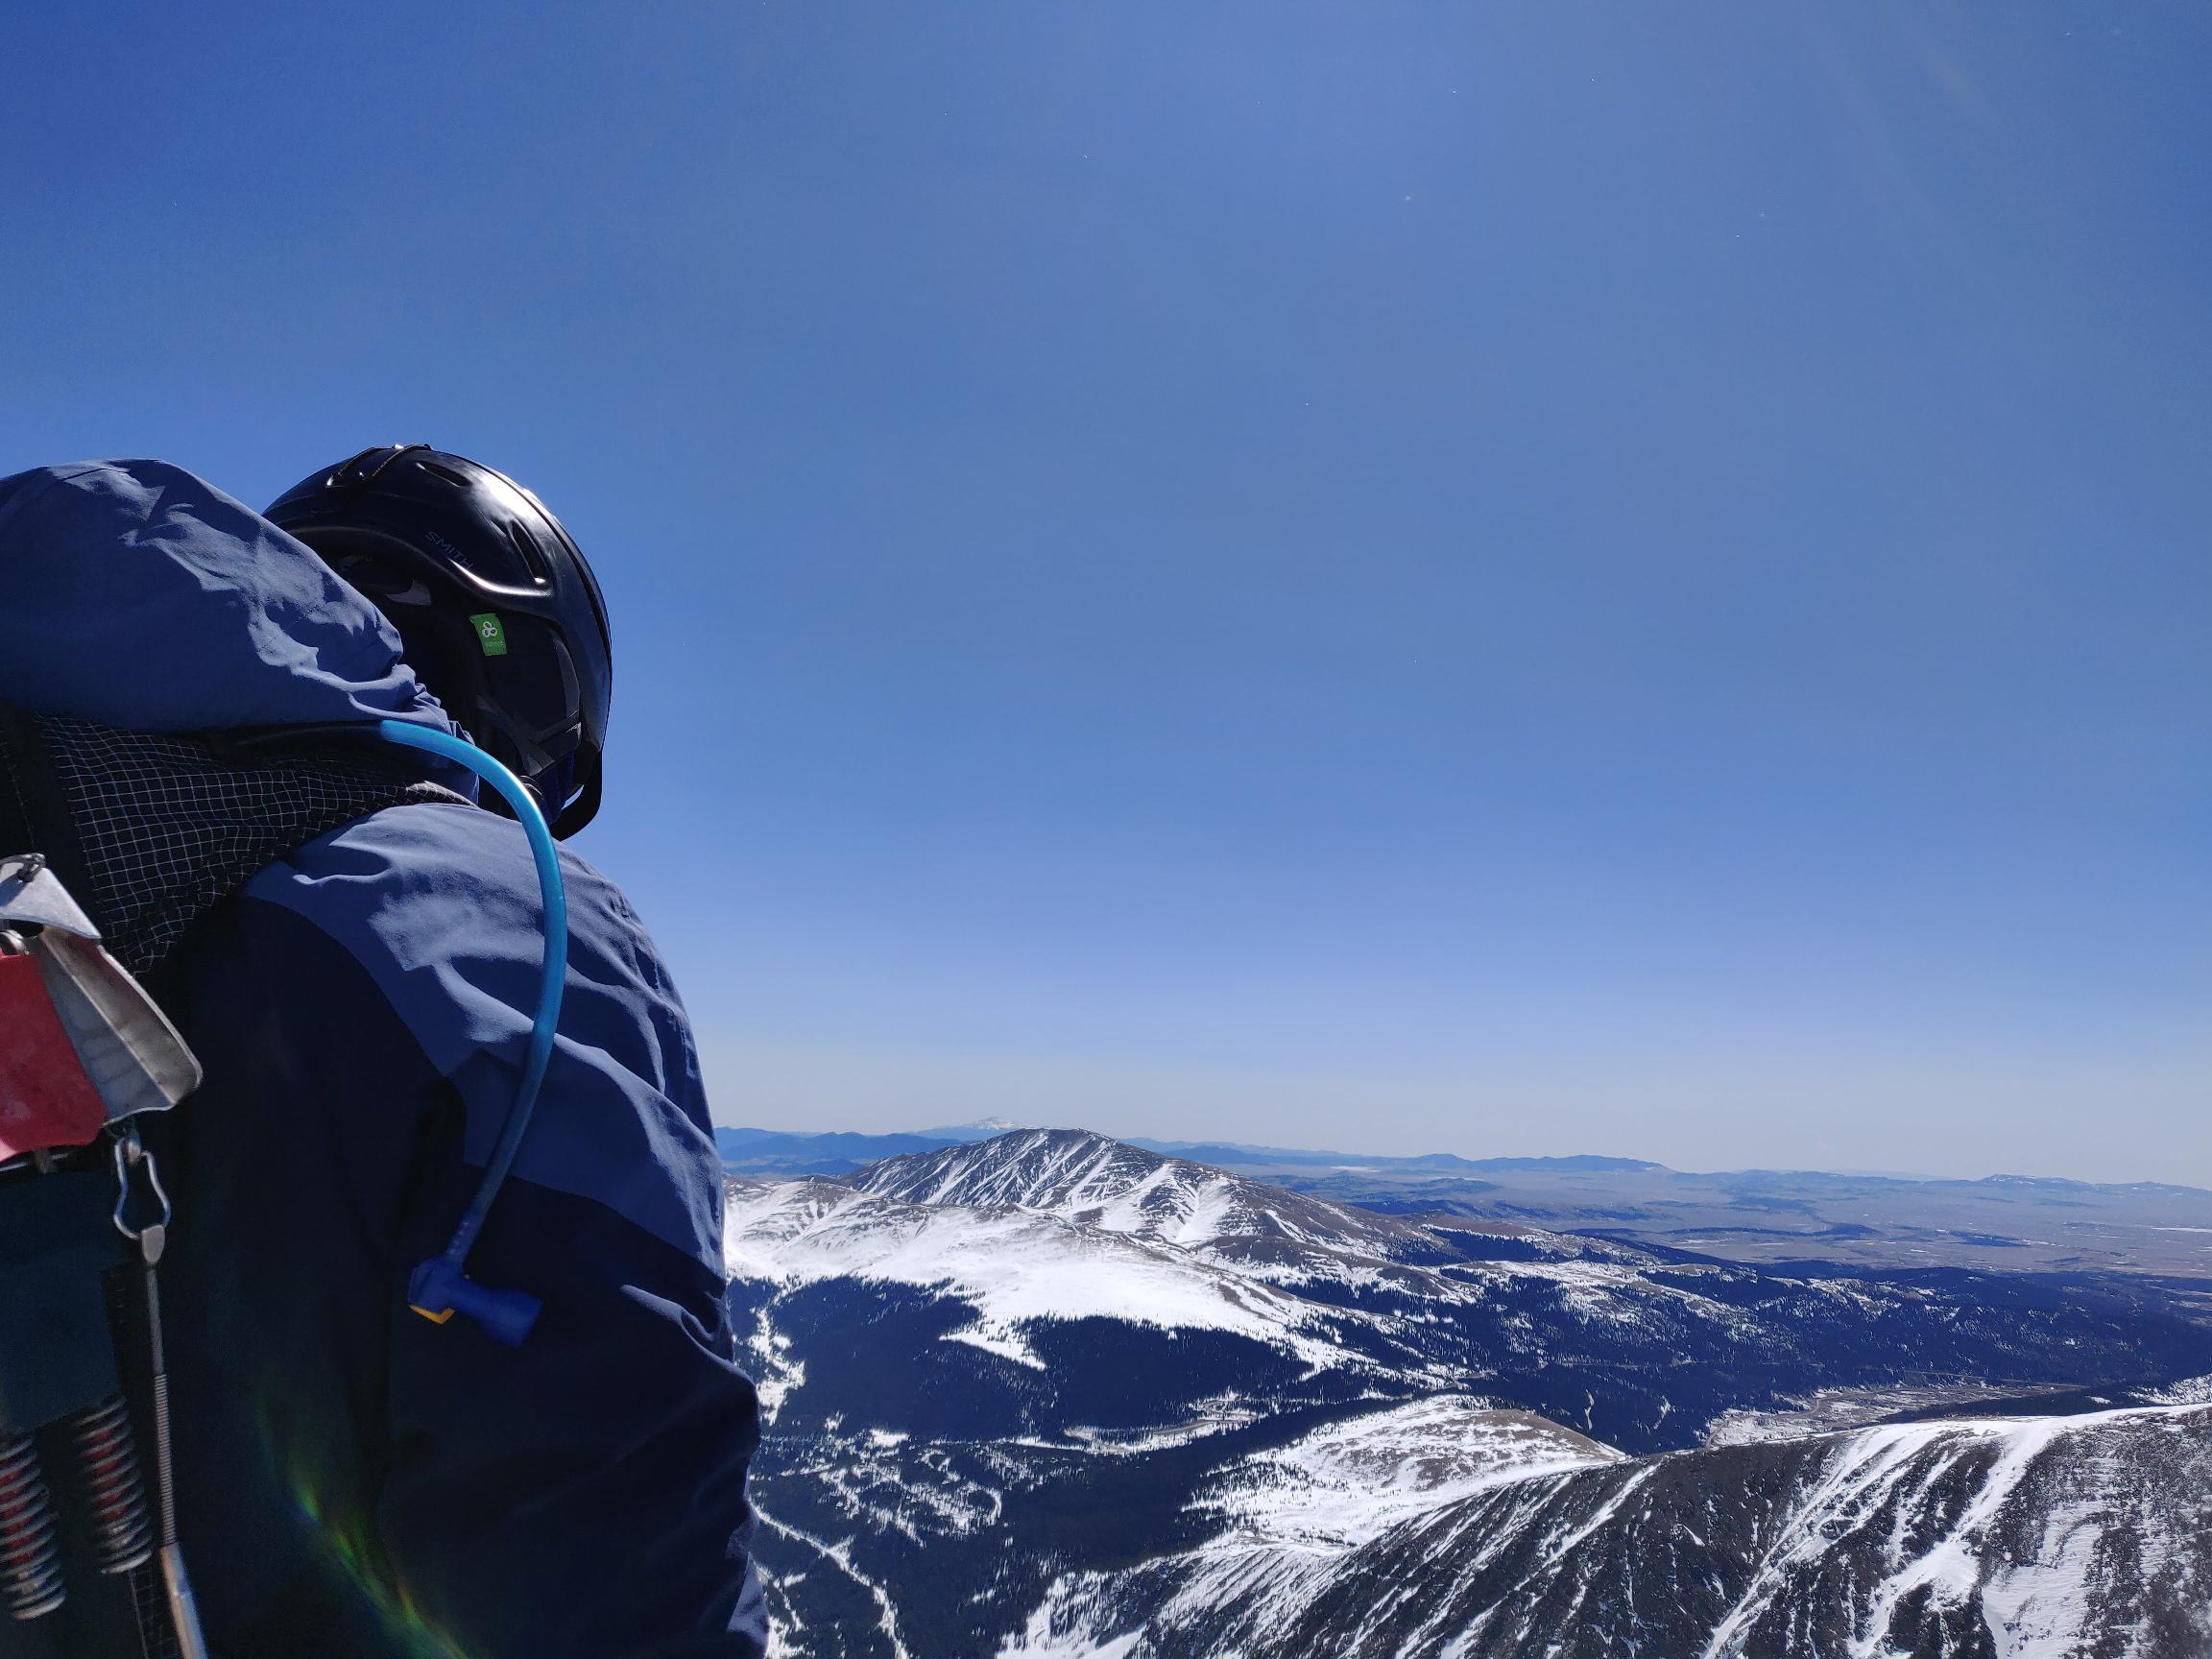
[725, 1178, 1352, 1370]
[1200, 1397, 1623, 1552]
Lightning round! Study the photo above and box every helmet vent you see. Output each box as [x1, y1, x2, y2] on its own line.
[506, 521, 552, 585]
[415, 459, 473, 489]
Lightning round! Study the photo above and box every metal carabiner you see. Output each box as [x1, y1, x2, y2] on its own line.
[111, 1127, 173, 1264]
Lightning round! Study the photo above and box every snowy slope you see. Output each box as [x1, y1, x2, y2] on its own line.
[1005, 1403, 2212, 1659]
[726, 1176, 1361, 1373]
[739, 1135, 2212, 1451]
[726, 1162, 1791, 1429]
[849, 1129, 1695, 1310]
[728, 1144, 1727, 1405]
[1195, 1396, 1623, 1551]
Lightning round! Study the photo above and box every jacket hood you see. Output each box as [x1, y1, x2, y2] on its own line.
[0, 459, 461, 739]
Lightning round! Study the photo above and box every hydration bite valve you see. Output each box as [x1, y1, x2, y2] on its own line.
[407, 1257, 541, 1350]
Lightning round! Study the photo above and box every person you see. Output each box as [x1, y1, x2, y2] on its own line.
[0, 451, 766, 1657]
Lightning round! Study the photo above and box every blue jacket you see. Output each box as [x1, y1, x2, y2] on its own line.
[0, 462, 766, 1658]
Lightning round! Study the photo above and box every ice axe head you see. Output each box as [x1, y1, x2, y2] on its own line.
[0, 856, 202, 1159]
[0, 950, 109, 1158]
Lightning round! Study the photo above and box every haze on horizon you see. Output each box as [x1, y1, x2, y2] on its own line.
[6, 4, 2206, 1184]
[717, 1113, 2162, 1191]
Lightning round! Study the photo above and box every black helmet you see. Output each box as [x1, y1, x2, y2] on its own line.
[266, 445, 612, 836]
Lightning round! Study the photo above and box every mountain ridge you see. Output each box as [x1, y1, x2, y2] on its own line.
[1006, 1401, 2212, 1658]
[727, 1132, 2212, 1657]
[723, 1123, 2212, 1274]
[718, 1121, 2212, 1194]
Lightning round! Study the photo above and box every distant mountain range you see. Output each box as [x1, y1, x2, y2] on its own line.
[727, 1128, 2212, 1657]
[716, 1122, 2212, 1275]
[715, 1121, 1668, 1176]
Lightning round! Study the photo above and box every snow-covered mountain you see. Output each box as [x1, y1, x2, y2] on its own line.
[723, 1125, 2212, 1276]
[726, 1131, 2212, 1658]
[1009, 1401, 2212, 1658]
[848, 1128, 1437, 1258]
[735, 1131, 2212, 1447]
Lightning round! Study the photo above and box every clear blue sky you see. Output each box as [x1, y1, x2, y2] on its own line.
[5, 4, 2206, 1181]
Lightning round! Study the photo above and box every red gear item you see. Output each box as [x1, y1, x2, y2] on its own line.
[0, 950, 108, 1157]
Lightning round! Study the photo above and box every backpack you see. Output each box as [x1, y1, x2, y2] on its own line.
[0, 709, 446, 1659]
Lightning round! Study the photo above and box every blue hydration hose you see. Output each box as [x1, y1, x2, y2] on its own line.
[376, 719, 567, 1347]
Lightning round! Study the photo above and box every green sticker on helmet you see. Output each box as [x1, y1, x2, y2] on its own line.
[470, 613, 509, 657]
